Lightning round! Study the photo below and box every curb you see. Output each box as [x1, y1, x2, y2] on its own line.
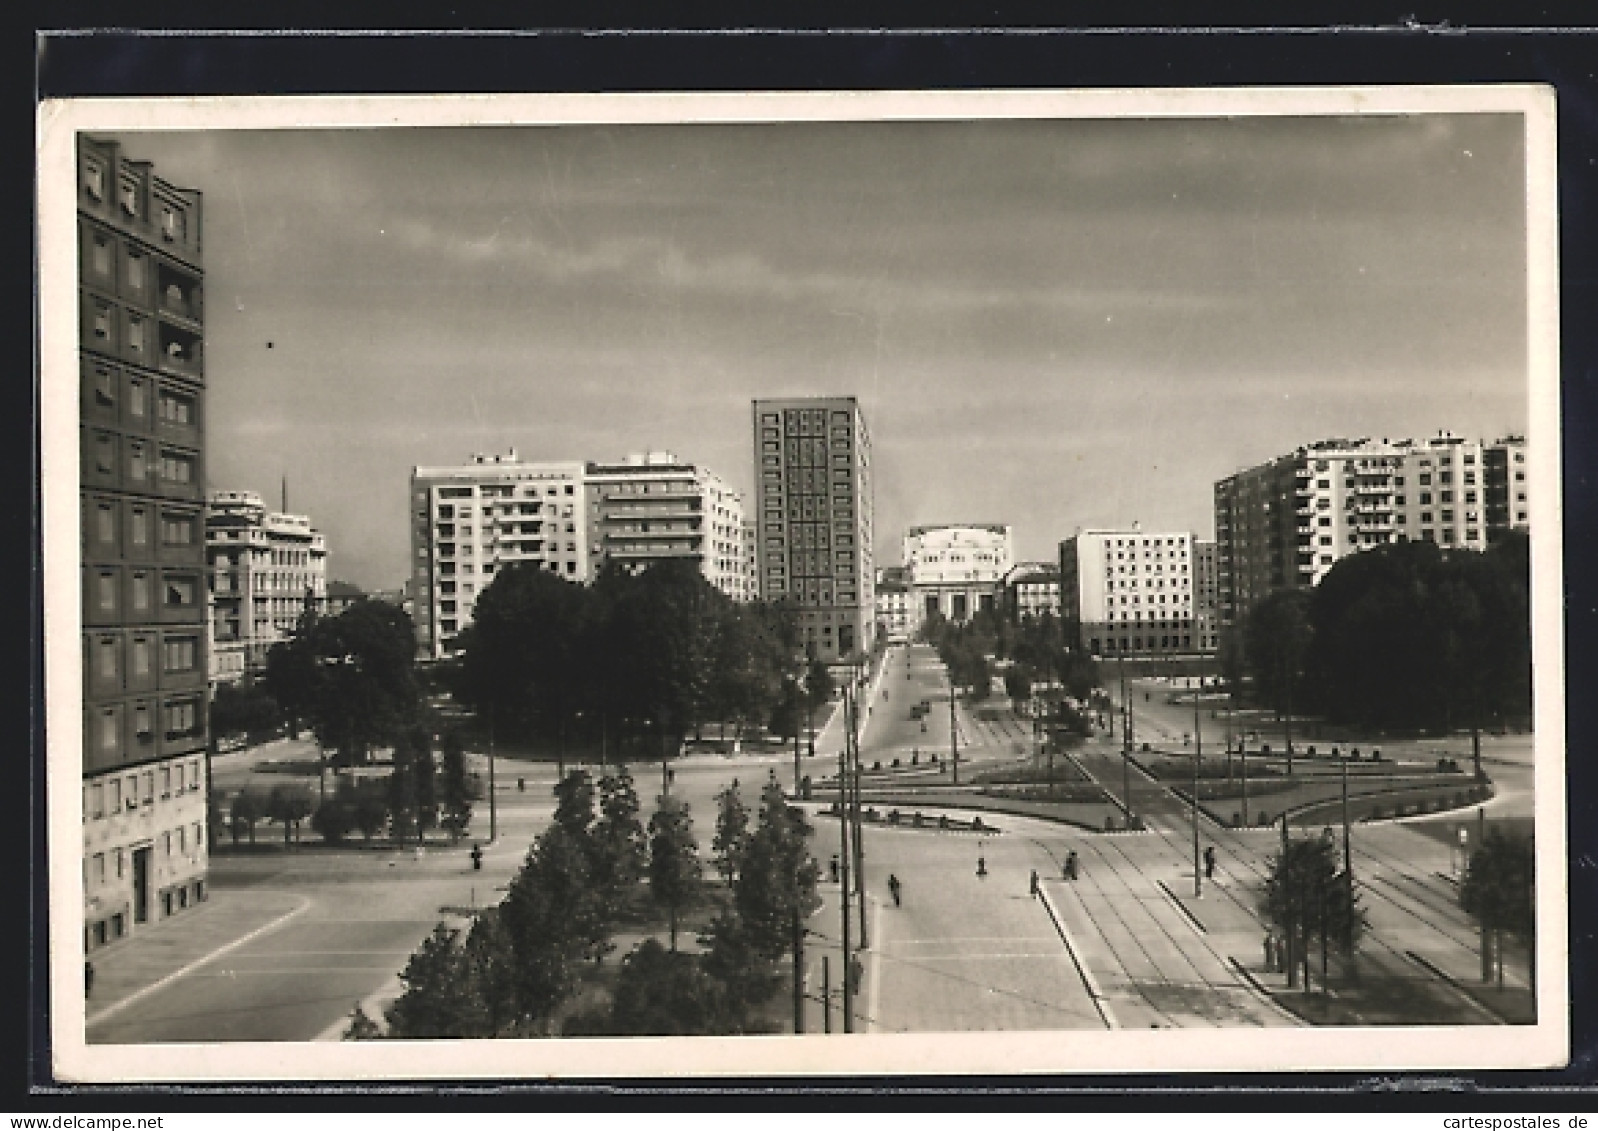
[1035, 885, 1118, 1030]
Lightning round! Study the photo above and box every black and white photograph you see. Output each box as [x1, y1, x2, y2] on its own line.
[38, 86, 1565, 1082]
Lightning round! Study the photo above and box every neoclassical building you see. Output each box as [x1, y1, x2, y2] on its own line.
[903, 523, 1014, 624]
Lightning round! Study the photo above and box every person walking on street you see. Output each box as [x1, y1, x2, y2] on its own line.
[1263, 930, 1276, 972]
[829, 854, 841, 884]
[1065, 850, 1079, 881]
[888, 873, 901, 907]
[1029, 869, 1040, 897]
[1204, 845, 1217, 880]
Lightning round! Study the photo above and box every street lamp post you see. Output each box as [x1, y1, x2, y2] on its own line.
[1340, 751, 1353, 956]
[948, 666, 959, 787]
[838, 680, 855, 1034]
[1192, 681, 1203, 898]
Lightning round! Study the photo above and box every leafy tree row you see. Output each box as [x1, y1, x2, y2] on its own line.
[1239, 532, 1530, 735]
[355, 769, 818, 1038]
[450, 559, 815, 775]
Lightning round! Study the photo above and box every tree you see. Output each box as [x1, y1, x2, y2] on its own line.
[438, 729, 475, 841]
[210, 681, 283, 744]
[649, 795, 702, 950]
[1460, 827, 1535, 988]
[712, 778, 751, 887]
[229, 787, 267, 845]
[552, 769, 596, 842]
[698, 907, 781, 1023]
[498, 823, 612, 1028]
[310, 794, 356, 845]
[384, 923, 489, 1038]
[342, 1004, 384, 1040]
[1004, 662, 1036, 712]
[1259, 834, 1367, 990]
[602, 938, 737, 1036]
[349, 778, 390, 841]
[733, 773, 821, 961]
[455, 564, 597, 777]
[265, 600, 420, 768]
[387, 750, 415, 846]
[591, 769, 647, 914]
[266, 784, 315, 846]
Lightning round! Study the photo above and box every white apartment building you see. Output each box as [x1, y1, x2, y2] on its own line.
[903, 524, 1014, 623]
[584, 451, 749, 601]
[206, 489, 328, 682]
[410, 452, 589, 660]
[873, 565, 916, 641]
[1060, 527, 1203, 658]
[1214, 433, 1529, 627]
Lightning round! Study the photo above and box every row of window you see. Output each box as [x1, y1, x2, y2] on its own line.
[84, 564, 201, 625]
[80, 149, 197, 252]
[83, 359, 200, 438]
[85, 629, 202, 695]
[83, 427, 201, 499]
[83, 294, 203, 376]
[84, 494, 202, 563]
[85, 697, 204, 773]
[81, 219, 203, 321]
[84, 758, 204, 821]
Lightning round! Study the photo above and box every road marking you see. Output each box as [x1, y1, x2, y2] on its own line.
[86, 893, 311, 1029]
[1036, 885, 1119, 1030]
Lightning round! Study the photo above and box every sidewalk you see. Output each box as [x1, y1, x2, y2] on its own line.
[85, 887, 308, 1031]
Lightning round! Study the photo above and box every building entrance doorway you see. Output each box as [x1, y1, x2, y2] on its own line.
[132, 846, 152, 924]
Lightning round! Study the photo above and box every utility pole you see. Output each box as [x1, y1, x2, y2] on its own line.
[1281, 813, 1294, 988]
[948, 667, 959, 786]
[1341, 753, 1353, 955]
[839, 683, 854, 1033]
[1192, 683, 1203, 898]
[850, 660, 868, 952]
[1478, 804, 1491, 984]
[792, 905, 804, 1033]
[822, 955, 832, 1033]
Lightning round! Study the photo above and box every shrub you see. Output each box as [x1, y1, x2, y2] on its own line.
[1351, 747, 1361, 760]
[1258, 811, 1272, 826]
[912, 812, 924, 827]
[1232, 811, 1242, 828]
[1105, 815, 1118, 831]
[1372, 749, 1383, 762]
[888, 810, 900, 824]
[910, 753, 919, 766]
[1261, 744, 1272, 756]
[872, 761, 881, 771]
[891, 758, 900, 768]
[938, 814, 949, 829]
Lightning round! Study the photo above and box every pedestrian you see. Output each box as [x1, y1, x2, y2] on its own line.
[1204, 845, 1216, 880]
[829, 854, 840, 884]
[888, 873, 901, 907]
[1263, 930, 1275, 971]
[1066, 850, 1079, 881]
[850, 957, 864, 996]
[1274, 933, 1289, 974]
[976, 852, 987, 878]
[85, 960, 94, 998]
[1029, 869, 1040, 897]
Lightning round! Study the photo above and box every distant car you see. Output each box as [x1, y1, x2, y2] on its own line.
[216, 734, 248, 753]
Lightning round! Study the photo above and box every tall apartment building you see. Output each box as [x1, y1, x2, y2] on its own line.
[1193, 539, 1220, 653]
[78, 137, 210, 951]
[205, 489, 328, 683]
[1213, 434, 1530, 628]
[904, 524, 1014, 623]
[583, 451, 749, 600]
[1060, 527, 1204, 658]
[752, 397, 875, 663]
[410, 452, 589, 660]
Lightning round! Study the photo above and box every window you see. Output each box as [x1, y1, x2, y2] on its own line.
[165, 699, 198, 739]
[109, 779, 121, 810]
[130, 572, 152, 613]
[160, 451, 195, 485]
[161, 512, 195, 546]
[134, 703, 152, 743]
[162, 636, 198, 673]
[83, 160, 104, 200]
[142, 770, 155, 804]
[165, 576, 197, 608]
[161, 766, 171, 799]
[128, 440, 147, 484]
[127, 314, 146, 356]
[96, 637, 118, 681]
[119, 176, 139, 217]
[158, 390, 194, 425]
[90, 783, 104, 820]
[161, 203, 183, 242]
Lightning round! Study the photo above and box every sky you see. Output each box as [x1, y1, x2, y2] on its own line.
[106, 113, 1529, 590]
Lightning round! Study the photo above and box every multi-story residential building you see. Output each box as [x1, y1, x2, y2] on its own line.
[904, 524, 1013, 623]
[1002, 561, 1062, 622]
[1213, 433, 1530, 628]
[1060, 527, 1204, 658]
[752, 397, 875, 663]
[78, 137, 210, 951]
[740, 518, 760, 603]
[873, 565, 916, 642]
[409, 452, 589, 659]
[205, 489, 328, 682]
[583, 451, 749, 600]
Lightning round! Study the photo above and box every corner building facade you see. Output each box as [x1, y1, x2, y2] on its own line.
[1060, 528, 1204, 658]
[752, 398, 875, 663]
[78, 137, 210, 951]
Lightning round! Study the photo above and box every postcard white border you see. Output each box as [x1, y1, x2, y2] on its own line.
[38, 84, 1567, 1083]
